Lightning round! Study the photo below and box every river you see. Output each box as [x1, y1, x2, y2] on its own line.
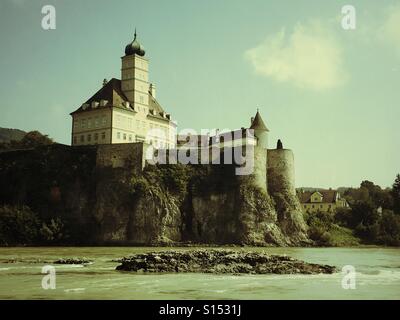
[0, 247, 399, 299]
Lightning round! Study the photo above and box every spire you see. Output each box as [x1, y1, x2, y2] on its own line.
[250, 110, 269, 132]
[134, 28, 137, 40]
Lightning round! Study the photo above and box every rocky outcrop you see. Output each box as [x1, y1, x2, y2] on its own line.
[53, 258, 92, 264]
[116, 249, 336, 274]
[0, 145, 311, 246]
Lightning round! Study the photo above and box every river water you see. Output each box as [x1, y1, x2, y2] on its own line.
[0, 247, 399, 300]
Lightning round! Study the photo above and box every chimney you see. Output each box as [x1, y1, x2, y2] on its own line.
[103, 79, 108, 87]
[251, 117, 254, 125]
[150, 83, 156, 99]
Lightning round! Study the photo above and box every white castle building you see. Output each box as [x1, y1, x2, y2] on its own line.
[70, 31, 177, 149]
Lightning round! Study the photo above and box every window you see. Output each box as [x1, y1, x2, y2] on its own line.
[117, 132, 121, 139]
[73, 136, 77, 144]
[304, 205, 306, 208]
[95, 118, 99, 127]
[320, 205, 323, 208]
[88, 119, 92, 129]
[123, 133, 127, 140]
[101, 132, 106, 140]
[129, 135, 132, 142]
[102, 116, 106, 126]
[139, 95, 144, 103]
[87, 134, 91, 142]
[80, 135, 84, 142]
[81, 119, 86, 129]
[94, 133, 98, 141]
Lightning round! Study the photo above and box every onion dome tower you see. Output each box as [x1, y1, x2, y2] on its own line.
[125, 29, 145, 56]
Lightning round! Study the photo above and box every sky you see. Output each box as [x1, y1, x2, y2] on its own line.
[0, 0, 399, 189]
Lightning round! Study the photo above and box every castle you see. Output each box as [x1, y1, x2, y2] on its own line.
[70, 32, 297, 199]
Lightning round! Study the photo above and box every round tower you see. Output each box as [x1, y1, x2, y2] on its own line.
[250, 110, 269, 149]
[267, 140, 296, 196]
[249, 110, 269, 192]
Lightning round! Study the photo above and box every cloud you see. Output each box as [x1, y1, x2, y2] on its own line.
[245, 20, 348, 91]
[380, 4, 400, 56]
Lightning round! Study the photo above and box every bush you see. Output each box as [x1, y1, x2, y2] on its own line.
[0, 205, 40, 245]
[377, 210, 400, 246]
[39, 217, 66, 243]
[305, 211, 333, 244]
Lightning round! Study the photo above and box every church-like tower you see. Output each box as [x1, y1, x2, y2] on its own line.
[121, 30, 152, 109]
[70, 30, 176, 148]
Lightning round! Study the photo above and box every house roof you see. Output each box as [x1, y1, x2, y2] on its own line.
[250, 111, 269, 132]
[147, 92, 171, 122]
[298, 190, 339, 204]
[70, 78, 170, 120]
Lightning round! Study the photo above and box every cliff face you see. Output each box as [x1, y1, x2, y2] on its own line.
[0, 145, 310, 246]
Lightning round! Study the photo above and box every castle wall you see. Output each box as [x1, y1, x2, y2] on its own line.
[267, 149, 296, 196]
[96, 142, 146, 170]
[253, 146, 267, 192]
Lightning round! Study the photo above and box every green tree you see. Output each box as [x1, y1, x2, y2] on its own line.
[18, 131, 53, 148]
[392, 174, 400, 214]
[378, 210, 400, 245]
[0, 205, 40, 245]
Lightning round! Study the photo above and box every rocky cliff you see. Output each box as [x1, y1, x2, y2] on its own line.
[0, 145, 310, 246]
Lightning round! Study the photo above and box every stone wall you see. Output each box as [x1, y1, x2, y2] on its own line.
[252, 146, 267, 192]
[96, 142, 146, 171]
[267, 148, 296, 195]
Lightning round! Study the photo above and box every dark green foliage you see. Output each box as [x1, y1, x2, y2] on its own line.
[335, 176, 400, 246]
[40, 217, 67, 243]
[0, 130, 53, 151]
[377, 210, 400, 245]
[0, 145, 98, 245]
[0, 205, 40, 245]
[392, 174, 400, 214]
[304, 210, 359, 246]
[0, 205, 69, 245]
[344, 180, 393, 210]
[305, 211, 333, 243]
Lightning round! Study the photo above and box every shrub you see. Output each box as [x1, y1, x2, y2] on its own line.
[0, 205, 40, 245]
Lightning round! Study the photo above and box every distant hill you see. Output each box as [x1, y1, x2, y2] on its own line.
[0, 128, 26, 143]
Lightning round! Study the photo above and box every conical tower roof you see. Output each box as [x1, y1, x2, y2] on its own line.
[250, 110, 269, 132]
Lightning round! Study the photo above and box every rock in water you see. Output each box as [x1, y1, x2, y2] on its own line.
[115, 249, 336, 274]
[53, 258, 92, 264]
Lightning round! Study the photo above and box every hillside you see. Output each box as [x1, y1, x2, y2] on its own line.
[0, 128, 26, 143]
